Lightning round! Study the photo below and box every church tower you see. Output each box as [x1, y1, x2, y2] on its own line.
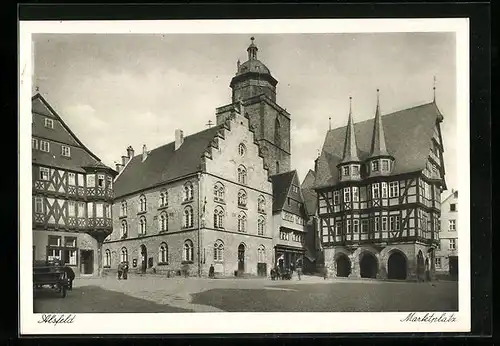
[216, 37, 291, 176]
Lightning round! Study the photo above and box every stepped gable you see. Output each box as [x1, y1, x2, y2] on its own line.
[314, 102, 443, 189]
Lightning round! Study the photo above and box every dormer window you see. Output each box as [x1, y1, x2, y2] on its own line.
[44, 118, 54, 129]
[381, 159, 390, 172]
[352, 165, 360, 176]
[342, 166, 350, 176]
[371, 161, 379, 172]
[97, 175, 105, 188]
[61, 145, 71, 157]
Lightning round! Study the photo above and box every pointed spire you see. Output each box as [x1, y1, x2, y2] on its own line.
[433, 76, 436, 102]
[341, 96, 360, 163]
[329, 117, 331, 131]
[369, 89, 390, 158]
[237, 59, 240, 72]
[247, 37, 258, 60]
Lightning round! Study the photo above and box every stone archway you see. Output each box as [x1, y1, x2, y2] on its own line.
[360, 252, 378, 278]
[387, 251, 407, 280]
[335, 254, 351, 277]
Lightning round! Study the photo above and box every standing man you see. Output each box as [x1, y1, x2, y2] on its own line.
[117, 262, 123, 280]
[296, 259, 302, 281]
[122, 261, 129, 280]
[209, 264, 215, 279]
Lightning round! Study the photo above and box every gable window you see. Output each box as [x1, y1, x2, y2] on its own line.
[32, 138, 39, 150]
[292, 185, 299, 193]
[139, 195, 147, 212]
[343, 188, 351, 203]
[238, 143, 246, 156]
[34, 197, 43, 214]
[159, 190, 168, 207]
[44, 118, 54, 128]
[183, 240, 194, 262]
[257, 196, 266, 213]
[333, 191, 340, 205]
[120, 201, 127, 217]
[183, 206, 194, 228]
[371, 160, 379, 173]
[237, 212, 247, 233]
[372, 183, 380, 199]
[238, 190, 247, 208]
[61, 145, 71, 157]
[86, 174, 95, 188]
[68, 172, 76, 186]
[213, 240, 224, 262]
[342, 166, 350, 176]
[237, 165, 247, 184]
[40, 140, 50, 152]
[214, 206, 224, 229]
[213, 182, 225, 203]
[138, 216, 147, 235]
[449, 239, 457, 250]
[39, 167, 49, 181]
[120, 220, 128, 238]
[389, 181, 399, 197]
[352, 187, 359, 202]
[159, 243, 168, 264]
[120, 247, 128, 263]
[257, 216, 265, 235]
[381, 182, 388, 198]
[450, 203, 457, 212]
[449, 219, 456, 231]
[159, 212, 168, 232]
[184, 182, 194, 201]
[68, 201, 76, 217]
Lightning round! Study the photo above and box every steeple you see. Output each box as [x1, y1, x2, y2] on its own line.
[247, 37, 258, 60]
[369, 89, 390, 158]
[341, 96, 360, 163]
[433, 76, 436, 103]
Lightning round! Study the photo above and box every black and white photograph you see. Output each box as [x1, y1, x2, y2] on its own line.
[19, 19, 470, 334]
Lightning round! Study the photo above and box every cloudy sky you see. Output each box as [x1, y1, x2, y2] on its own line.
[33, 32, 457, 190]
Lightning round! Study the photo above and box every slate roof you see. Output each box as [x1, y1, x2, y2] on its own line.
[114, 125, 222, 198]
[314, 102, 443, 189]
[301, 169, 317, 216]
[270, 171, 296, 213]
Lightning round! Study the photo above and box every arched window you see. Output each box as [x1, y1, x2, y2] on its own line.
[120, 220, 128, 238]
[183, 239, 194, 262]
[159, 212, 168, 232]
[183, 205, 194, 228]
[159, 190, 168, 207]
[184, 182, 194, 201]
[120, 247, 128, 263]
[213, 182, 225, 202]
[139, 216, 146, 235]
[238, 189, 247, 207]
[120, 201, 127, 217]
[159, 242, 168, 264]
[238, 211, 247, 233]
[257, 216, 265, 235]
[139, 194, 147, 212]
[274, 117, 281, 146]
[104, 249, 111, 267]
[237, 165, 247, 185]
[213, 206, 224, 229]
[238, 143, 246, 157]
[213, 240, 224, 262]
[258, 195, 266, 213]
[257, 245, 266, 263]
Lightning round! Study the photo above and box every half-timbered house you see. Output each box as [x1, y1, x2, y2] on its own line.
[32, 93, 117, 277]
[314, 91, 446, 280]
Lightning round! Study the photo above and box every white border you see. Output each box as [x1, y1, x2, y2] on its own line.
[19, 18, 470, 335]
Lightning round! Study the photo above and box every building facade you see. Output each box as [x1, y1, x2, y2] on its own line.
[32, 94, 117, 277]
[271, 171, 309, 270]
[314, 93, 447, 281]
[435, 189, 458, 278]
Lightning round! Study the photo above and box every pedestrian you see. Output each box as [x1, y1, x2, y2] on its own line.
[209, 264, 215, 279]
[296, 262, 302, 281]
[323, 266, 328, 280]
[122, 262, 129, 280]
[117, 262, 123, 280]
[63, 266, 75, 290]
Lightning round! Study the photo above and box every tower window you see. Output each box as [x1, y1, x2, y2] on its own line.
[342, 166, 350, 176]
[381, 159, 390, 172]
[238, 143, 246, 156]
[371, 161, 379, 172]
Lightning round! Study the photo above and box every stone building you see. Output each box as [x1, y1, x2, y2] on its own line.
[270, 170, 309, 270]
[314, 91, 447, 281]
[435, 189, 458, 279]
[32, 93, 117, 277]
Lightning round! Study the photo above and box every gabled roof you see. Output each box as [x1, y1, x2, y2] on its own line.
[314, 102, 443, 189]
[270, 170, 306, 216]
[301, 169, 316, 189]
[114, 125, 222, 198]
[32, 94, 100, 162]
[301, 170, 317, 216]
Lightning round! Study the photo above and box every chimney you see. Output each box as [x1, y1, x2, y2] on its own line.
[126, 146, 134, 159]
[115, 163, 122, 173]
[142, 144, 148, 162]
[121, 155, 128, 166]
[175, 129, 184, 150]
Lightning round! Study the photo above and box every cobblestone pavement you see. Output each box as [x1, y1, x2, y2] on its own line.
[34, 274, 458, 313]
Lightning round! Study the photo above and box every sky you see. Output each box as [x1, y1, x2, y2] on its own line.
[33, 32, 457, 191]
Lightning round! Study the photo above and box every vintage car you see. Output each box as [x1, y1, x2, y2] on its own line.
[33, 260, 70, 298]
